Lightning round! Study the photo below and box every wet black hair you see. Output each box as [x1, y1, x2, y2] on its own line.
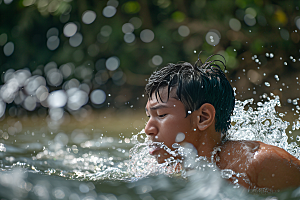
[145, 53, 235, 135]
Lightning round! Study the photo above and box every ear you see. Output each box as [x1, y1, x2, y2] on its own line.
[195, 103, 216, 131]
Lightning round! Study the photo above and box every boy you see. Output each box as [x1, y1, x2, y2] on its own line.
[144, 55, 300, 190]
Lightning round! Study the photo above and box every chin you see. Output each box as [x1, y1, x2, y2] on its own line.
[156, 157, 166, 164]
[152, 154, 164, 164]
[152, 152, 168, 164]
[155, 154, 180, 164]
[152, 148, 181, 163]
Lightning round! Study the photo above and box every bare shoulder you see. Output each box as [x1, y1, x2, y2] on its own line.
[254, 141, 300, 164]
[218, 140, 261, 169]
[248, 141, 300, 190]
[217, 140, 261, 188]
[218, 140, 300, 190]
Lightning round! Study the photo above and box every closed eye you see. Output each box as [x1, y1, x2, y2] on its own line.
[158, 114, 167, 118]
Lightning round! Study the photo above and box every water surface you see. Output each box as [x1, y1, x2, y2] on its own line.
[0, 95, 300, 200]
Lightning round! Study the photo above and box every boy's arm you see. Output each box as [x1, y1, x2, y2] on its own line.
[248, 144, 300, 190]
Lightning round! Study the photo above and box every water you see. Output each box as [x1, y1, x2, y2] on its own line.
[228, 93, 300, 159]
[0, 95, 300, 199]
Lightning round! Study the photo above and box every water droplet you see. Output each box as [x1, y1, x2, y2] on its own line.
[69, 33, 83, 47]
[152, 55, 163, 66]
[178, 25, 190, 37]
[3, 42, 14, 56]
[172, 143, 181, 149]
[293, 99, 298, 105]
[122, 23, 134, 33]
[229, 18, 241, 31]
[103, 6, 116, 18]
[175, 132, 185, 142]
[106, 56, 120, 71]
[270, 53, 274, 58]
[284, 62, 287, 65]
[79, 183, 89, 193]
[124, 33, 135, 43]
[205, 30, 220, 46]
[90, 89, 106, 104]
[264, 82, 270, 87]
[221, 169, 234, 179]
[48, 90, 67, 108]
[63, 22, 77, 37]
[140, 29, 155, 43]
[82, 10, 97, 24]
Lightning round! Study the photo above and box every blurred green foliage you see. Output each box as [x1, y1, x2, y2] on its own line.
[0, 0, 300, 110]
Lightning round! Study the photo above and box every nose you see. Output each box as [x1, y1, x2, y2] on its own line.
[144, 117, 158, 136]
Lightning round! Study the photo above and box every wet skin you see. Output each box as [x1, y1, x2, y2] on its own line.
[218, 140, 300, 190]
[145, 87, 300, 190]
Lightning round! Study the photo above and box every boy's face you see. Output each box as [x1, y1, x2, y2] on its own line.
[145, 87, 198, 163]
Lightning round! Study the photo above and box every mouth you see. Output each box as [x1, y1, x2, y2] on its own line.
[148, 142, 162, 155]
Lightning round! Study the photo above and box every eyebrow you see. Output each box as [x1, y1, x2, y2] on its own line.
[145, 104, 169, 112]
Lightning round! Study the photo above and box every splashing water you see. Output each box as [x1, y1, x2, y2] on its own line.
[20, 95, 300, 176]
[126, 93, 300, 178]
[228, 93, 299, 159]
[122, 93, 300, 195]
[0, 95, 300, 199]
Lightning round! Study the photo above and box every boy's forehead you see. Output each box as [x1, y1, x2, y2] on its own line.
[146, 87, 180, 110]
[146, 94, 181, 111]
[150, 86, 177, 101]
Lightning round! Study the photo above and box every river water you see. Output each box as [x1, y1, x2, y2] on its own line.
[0, 94, 300, 200]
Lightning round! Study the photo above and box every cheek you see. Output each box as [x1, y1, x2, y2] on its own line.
[160, 117, 192, 144]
